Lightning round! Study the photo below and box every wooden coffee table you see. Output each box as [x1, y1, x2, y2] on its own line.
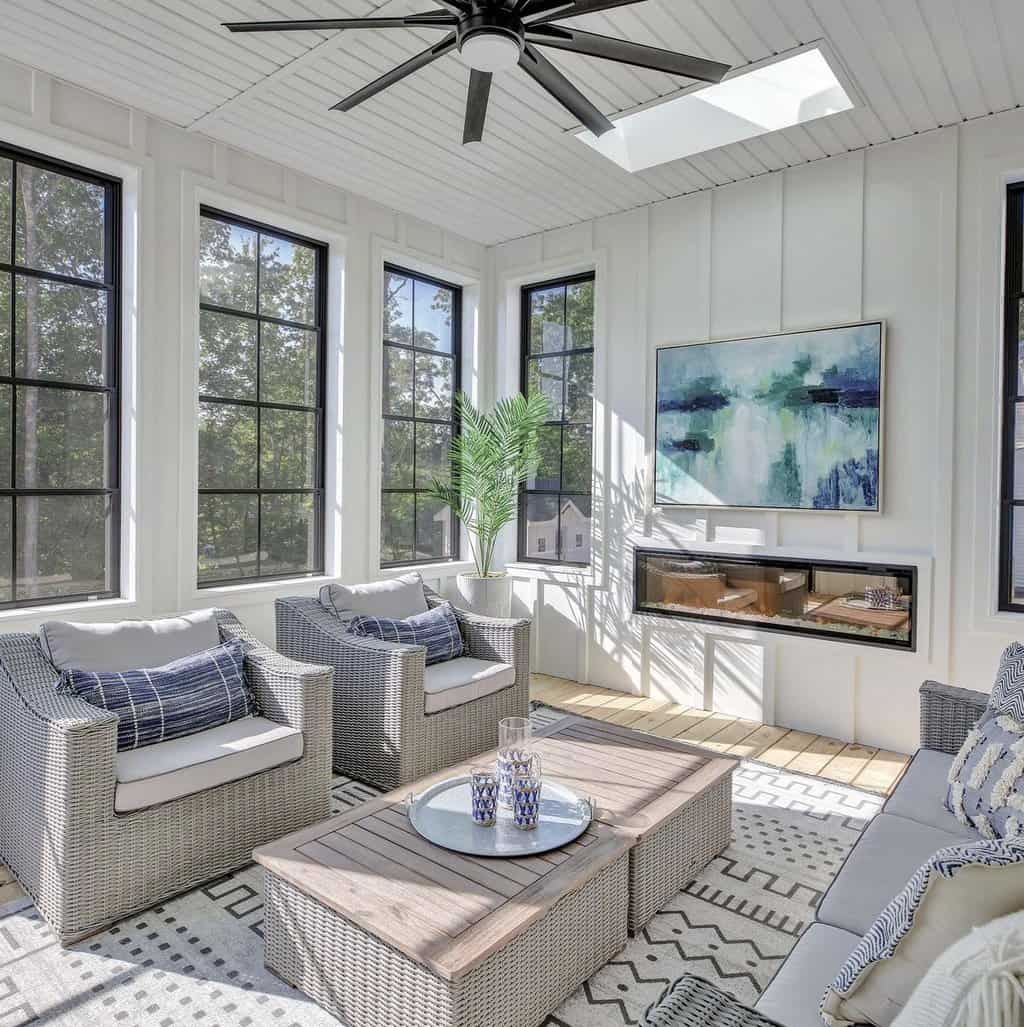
[254, 715, 736, 1027]
[533, 715, 736, 932]
[255, 787, 631, 1027]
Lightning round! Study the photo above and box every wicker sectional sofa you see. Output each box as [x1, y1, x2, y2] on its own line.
[644, 680, 994, 1027]
[0, 610, 333, 945]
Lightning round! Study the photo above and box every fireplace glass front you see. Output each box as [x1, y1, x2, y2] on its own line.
[634, 548, 916, 650]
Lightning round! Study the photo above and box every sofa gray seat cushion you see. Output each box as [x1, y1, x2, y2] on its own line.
[816, 813, 967, 936]
[41, 609, 221, 672]
[755, 922, 860, 1027]
[883, 748, 979, 839]
[423, 657, 516, 714]
[114, 716, 303, 812]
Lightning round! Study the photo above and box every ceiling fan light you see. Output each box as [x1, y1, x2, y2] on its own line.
[459, 32, 521, 73]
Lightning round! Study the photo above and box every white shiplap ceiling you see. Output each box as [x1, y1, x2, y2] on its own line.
[1, 0, 1022, 244]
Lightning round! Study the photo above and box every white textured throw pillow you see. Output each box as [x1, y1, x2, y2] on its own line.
[319, 573, 428, 621]
[821, 839, 1024, 1026]
[892, 911, 1024, 1027]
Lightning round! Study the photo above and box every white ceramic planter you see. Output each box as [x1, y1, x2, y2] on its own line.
[456, 573, 513, 618]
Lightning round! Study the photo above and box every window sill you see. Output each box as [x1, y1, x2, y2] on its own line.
[0, 596, 138, 625]
[191, 575, 336, 610]
[505, 562, 595, 584]
[379, 560, 476, 580]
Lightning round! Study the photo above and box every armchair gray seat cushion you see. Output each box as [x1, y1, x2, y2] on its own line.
[39, 609, 222, 671]
[114, 716, 303, 812]
[816, 813, 969, 936]
[755, 923, 860, 1027]
[882, 748, 977, 838]
[423, 656, 516, 713]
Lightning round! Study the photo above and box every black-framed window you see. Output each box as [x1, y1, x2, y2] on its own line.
[197, 207, 326, 587]
[0, 142, 120, 608]
[1001, 185, 1024, 610]
[381, 264, 461, 567]
[519, 272, 595, 565]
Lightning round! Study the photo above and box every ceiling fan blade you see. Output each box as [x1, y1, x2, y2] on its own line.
[518, 44, 614, 137]
[223, 12, 457, 33]
[527, 25, 729, 82]
[333, 34, 458, 112]
[463, 70, 493, 144]
[524, 0, 646, 26]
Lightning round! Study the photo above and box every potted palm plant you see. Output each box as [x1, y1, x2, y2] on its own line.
[429, 391, 550, 617]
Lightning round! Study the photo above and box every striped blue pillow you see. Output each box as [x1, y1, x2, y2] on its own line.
[349, 602, 464, 666]
[57, 638, 256, 752]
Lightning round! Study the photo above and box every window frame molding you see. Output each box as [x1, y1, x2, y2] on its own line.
[0, 137, 123, 611]
[517, 269, 596, 569]
[999, 183, 1024, 612]
[379, 260, 463, 571]
[495, 250, 608, 589]
[180, 181, 347, 611]
[195, 203, 329, 591]
[368, 237, 481, 581]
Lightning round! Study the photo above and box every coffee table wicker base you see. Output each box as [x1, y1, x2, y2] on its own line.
[263, 854, 629, 1027]
[628, 773, 733, 933]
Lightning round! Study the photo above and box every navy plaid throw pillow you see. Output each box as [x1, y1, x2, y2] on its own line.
[57, 638, 256, 752]
[349, 602, 464, 666]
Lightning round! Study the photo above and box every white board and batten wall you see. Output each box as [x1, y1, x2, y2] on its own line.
[0, 55, 486, 643]
[496, 111, 1024, 755]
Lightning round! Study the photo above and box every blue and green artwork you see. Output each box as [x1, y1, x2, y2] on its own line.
[655, 323, 883, 511]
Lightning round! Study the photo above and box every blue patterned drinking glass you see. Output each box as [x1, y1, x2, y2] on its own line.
[498, 716, 532, 808]
[470, 768, 498, 826]
[511, 754, 543, 831]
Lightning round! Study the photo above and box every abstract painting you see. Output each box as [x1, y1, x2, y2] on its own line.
[655, 322, 884, 511]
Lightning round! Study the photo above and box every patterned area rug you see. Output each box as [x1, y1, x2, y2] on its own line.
[0, 707, 882, 1026]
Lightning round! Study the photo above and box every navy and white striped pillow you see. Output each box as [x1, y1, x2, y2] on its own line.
[349, 602, 464, 666]
[57, 638, 256, 752]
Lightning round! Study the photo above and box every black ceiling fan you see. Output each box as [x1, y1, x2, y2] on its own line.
[224, 1, 731, 144]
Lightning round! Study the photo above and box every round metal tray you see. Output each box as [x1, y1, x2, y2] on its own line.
[407, 776, 593, 858]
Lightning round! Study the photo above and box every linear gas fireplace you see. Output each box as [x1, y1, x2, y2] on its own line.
[634, 548, 917, 651]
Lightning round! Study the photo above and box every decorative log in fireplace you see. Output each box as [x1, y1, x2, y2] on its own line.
[634, 548, 916, 651]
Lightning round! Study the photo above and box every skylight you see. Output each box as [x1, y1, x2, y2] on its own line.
[576, 46, 856, 173]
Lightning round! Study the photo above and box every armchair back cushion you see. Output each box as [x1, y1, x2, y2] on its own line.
[320, 572, 428, 622]
[57, 638, 256, 751]
[40, 608, 221, 672]
[349, 603, 464, 666]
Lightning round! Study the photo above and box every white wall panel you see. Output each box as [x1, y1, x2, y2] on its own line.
[649, 192, 711, 346]
[782, 152, 864, 328]
[710, 176, 783, 339]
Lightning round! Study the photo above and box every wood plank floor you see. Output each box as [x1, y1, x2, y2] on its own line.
[531, 674, 910, 797]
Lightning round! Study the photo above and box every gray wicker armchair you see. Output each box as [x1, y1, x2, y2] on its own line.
[275, 585, 531, 790]
[0, 610, 333, 945]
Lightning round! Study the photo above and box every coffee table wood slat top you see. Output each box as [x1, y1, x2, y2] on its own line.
[255, 792, 629, 982]
[534, 716, 737, 839]
[255, 715, 736, 983]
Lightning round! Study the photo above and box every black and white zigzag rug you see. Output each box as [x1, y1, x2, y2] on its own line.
[0, 707, 882, 1026]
